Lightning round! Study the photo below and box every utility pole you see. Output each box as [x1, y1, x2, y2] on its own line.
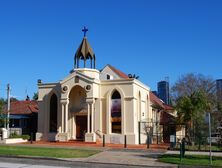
[7, 84, 10, 131]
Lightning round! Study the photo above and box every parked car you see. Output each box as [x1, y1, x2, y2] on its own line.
[207, 132, 221, 144]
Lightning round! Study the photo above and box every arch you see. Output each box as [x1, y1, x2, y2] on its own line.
[49, 94, 58, 132]
[111, 90, 122, 134]
[112, 90, 121, 99]
[69, 85, 87, 113]
[107, 87, 125, 100]
[69, 85, 87, 139]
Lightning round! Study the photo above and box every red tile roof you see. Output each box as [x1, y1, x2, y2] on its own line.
[163, 104, 174, 111]
[149, 91, 165, 109]
[5, 100, 38, 115]
[160, 111, 175, 124]
[149, 91, 174, 111]
[107, 64, 129, 79]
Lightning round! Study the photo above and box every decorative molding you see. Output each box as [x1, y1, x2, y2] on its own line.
[60, 98, 69, 104]
[62, 86, 68, 93]
[85, 85, 91, 91]
[124, 97, 134, 101]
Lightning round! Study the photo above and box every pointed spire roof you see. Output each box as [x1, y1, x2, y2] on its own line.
[75, 37, 95, 60]
[74, 27, 96, 69]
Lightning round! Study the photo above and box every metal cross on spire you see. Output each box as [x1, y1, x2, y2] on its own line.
[82, 26, 88, 37]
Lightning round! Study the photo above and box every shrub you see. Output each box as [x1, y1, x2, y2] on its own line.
[21, 135, 30, 140]
[9, 132, 30, 140]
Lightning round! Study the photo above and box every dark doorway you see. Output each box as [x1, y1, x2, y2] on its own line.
[163, 124, 176, 143]
[111, 90, 121, 134]
[76, 116, 87, 140]
[50, 94, 57, 132]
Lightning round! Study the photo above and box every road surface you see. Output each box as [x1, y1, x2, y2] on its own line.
[0, 157, 173, 168]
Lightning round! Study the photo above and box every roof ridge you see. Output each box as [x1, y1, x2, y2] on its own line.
[75, 37, 95, 58]
[6, 100, 38, 114]
[107, 64, 129, 79]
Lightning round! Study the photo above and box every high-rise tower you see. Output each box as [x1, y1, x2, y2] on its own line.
[157, 80, 170, 105]
[216, 79, 222, 103]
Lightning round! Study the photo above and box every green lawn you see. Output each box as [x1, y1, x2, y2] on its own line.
[0, 145, 100, 158]
[159, 154, 222, 167]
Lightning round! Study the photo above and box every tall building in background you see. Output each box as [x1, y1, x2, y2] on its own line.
[216, 79, 222, 103]
[152, 91, 158, 97]
[157, 80, 170, 105]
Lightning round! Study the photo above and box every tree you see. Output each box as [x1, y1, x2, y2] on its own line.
[0, 97, 18, 127]
[143, 122, 153, 147]
[10, 97, 18, 102]
[0, 98, 6, 126]
[171, 73, 217, 145]
[32, 92, 38, 100]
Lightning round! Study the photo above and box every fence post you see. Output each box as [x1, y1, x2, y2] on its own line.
[138, 121, 141, 144]
[103, 134, 105, 147]
[124, 135, 127, 148]
[157, 133, 159, 145]
[147, 134, 150, 149]
[180, 142, 182, 162]
[30, 132, 33, 144]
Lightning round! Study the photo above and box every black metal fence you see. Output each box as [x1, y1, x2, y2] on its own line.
[174, 135, 222, 152]
[138, 121, 222, 151]
[138, 121, 180, 144]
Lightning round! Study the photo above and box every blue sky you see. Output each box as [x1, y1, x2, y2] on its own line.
[0, 0, 222, 99]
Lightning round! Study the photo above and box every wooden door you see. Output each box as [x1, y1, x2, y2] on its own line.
[76, 116, 87, 140]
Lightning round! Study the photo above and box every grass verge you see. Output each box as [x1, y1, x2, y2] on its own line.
[159, 154, 222, 167]
[0, 145, 100, 158]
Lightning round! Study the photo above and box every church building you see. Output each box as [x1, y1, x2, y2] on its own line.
[36, 28, 173, 145]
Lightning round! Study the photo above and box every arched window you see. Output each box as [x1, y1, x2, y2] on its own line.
[49, 94, 57, 132]
[111, 90, 121, 133]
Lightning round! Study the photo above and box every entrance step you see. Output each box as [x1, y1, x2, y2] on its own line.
[68, 140, 96, 144]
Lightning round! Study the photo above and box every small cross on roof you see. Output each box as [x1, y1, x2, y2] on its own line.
[82, 26, 88, 37]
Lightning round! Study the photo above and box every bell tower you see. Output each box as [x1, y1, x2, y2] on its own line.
[74, 26, 96, 69]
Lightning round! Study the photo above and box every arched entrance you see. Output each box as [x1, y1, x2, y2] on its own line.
[49, 94, 57, 132]
[111, 90, 122, 134]
[69, 85, 87, 140]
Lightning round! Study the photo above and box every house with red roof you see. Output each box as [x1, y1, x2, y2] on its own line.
[6, 100, 38, 137]
[149, 92, 185, 143]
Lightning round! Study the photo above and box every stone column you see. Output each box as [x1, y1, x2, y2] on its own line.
[87, 103, 90, 133]
[106, 98, 111, 134]
[91, 103, 94, 133]
[58, 98, 69, 141]
[64, 103, 69, 133]
[122, 99, 125, 135]
[71, 114, 75, 139]
[61, 104, 64, 133]
[85, 98, 96, 142]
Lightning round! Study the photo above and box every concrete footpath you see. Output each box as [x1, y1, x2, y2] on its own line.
[62, 149, 177, 167]
[87, 150, 176, 167]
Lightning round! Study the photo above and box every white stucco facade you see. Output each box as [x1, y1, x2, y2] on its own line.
[36, 65, 154, 144]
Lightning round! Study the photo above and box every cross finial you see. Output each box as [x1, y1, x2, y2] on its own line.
[82, 26, 88, 37]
